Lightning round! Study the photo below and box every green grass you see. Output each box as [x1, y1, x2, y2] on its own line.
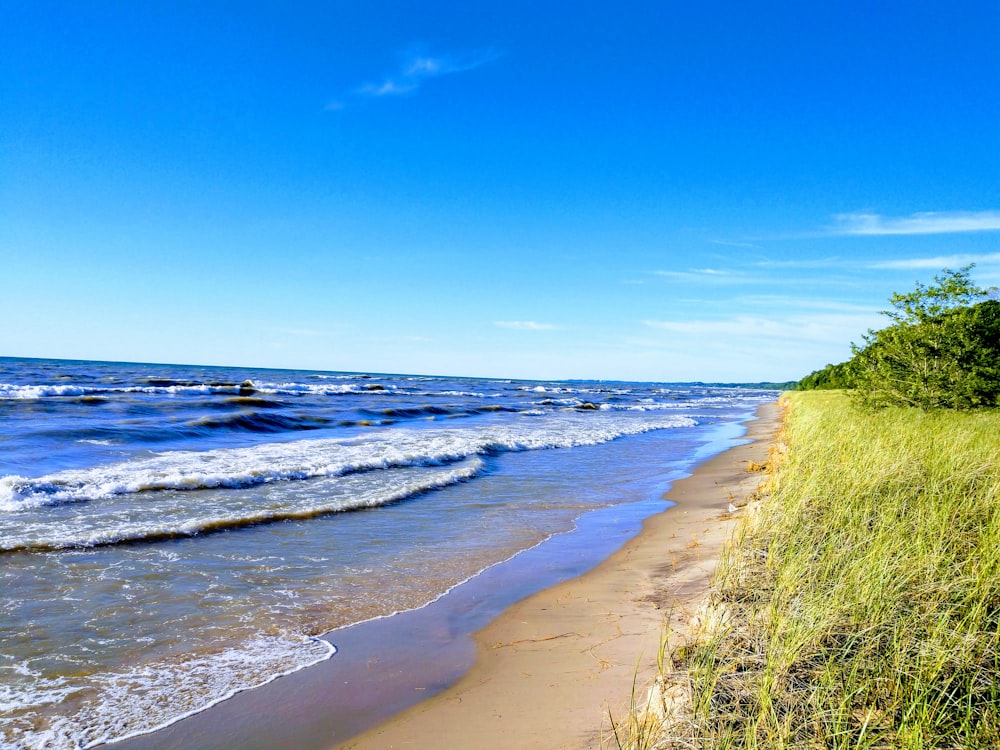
[672, 391, 1000, 749]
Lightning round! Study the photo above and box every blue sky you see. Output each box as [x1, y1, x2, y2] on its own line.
[3, 1, 999, 381]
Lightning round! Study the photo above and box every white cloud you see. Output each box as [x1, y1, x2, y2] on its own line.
[494, 321, 558, 331]
[710, 239, 763, 250]
[625, 315, 868, 381]
[405, 57, 443, 76]
[735, 295, 879, 313]
[643, 311, 879, 346]
[403, 53, 495, 77]
[751, 257, 843, 269]
[355, 47, 500, 99]
[651, 268, 747, 284]
[357, 79, 418, 97]
[832, 211, 1000, 236]
[869, 252, 1000, 270]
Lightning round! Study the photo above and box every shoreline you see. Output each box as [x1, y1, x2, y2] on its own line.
[110, 403, 780, 750]
[335, 401, 780, 749]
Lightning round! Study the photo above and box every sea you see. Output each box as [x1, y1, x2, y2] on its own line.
[0, 357, 776, 749]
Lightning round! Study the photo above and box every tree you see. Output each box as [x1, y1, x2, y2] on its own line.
[850, 266, 1000, 409]
[883, 265, 990, 324]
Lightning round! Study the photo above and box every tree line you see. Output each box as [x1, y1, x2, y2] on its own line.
[796, 265, 1000, 409]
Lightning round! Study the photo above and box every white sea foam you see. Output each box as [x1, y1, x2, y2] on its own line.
[1, 460, 486, 551]
[0, 380, 375, 400]
[0, 384, 93, 399]
[129, 381, 371, 397]
[519, 385, 572, 393]
[0, 413, 695, 513]
[602, 402, 688, 411]
[534, 397, 586, 407]
[1, 636, 334, 750]
[251, 381, 366, 396]
[0, 382, 242, 399]
[0, 667, 77, 714]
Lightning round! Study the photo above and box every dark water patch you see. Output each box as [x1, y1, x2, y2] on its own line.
[225, 397, 287, 409]
[470, 405, 519, 414]
[188, 411, 330, 434]
[338, 419, 396, 427]
[363, 405, 464, 419]
[74, 396, 110, 405]
[34, 417, 267, 447]
[33, 425, 134, 443]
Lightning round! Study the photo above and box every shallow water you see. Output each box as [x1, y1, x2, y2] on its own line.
[0, 357, 775, 749]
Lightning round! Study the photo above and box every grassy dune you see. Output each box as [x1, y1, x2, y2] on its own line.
[650, 391, 1000, 748]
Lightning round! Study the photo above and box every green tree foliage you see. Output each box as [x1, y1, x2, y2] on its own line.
[796, 360, 855, 390]
[885, 264, 990, 324]
[851, 266, 1000, 409]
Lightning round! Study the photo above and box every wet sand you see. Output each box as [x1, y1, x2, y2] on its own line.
[111, 402, 779, 750]
[336, 401, 780, 749]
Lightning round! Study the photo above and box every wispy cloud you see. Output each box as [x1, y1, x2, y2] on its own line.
[355, 46, 500, 100]
[357, 79, 420, 97]
[651, 268, 748, 284]
[644, 311, 878, 346]
[869, 252, 1000, 270]
[831, 211, 1000, 236]
[735, 295, 880, 313]
[494, 321, 558, 331]
[711, 239, 763, 250]
[751, 257, 844, 269]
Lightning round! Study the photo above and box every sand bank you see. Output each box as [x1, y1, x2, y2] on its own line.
[336, 401, 780, 749]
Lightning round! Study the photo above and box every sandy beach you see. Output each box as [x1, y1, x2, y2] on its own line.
[336, 401, 780, 749]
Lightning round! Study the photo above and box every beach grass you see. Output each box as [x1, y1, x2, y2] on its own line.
[653, 391, 1000, 748]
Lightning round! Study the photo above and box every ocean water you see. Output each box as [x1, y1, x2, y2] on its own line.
[0, 357, 775, 749]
